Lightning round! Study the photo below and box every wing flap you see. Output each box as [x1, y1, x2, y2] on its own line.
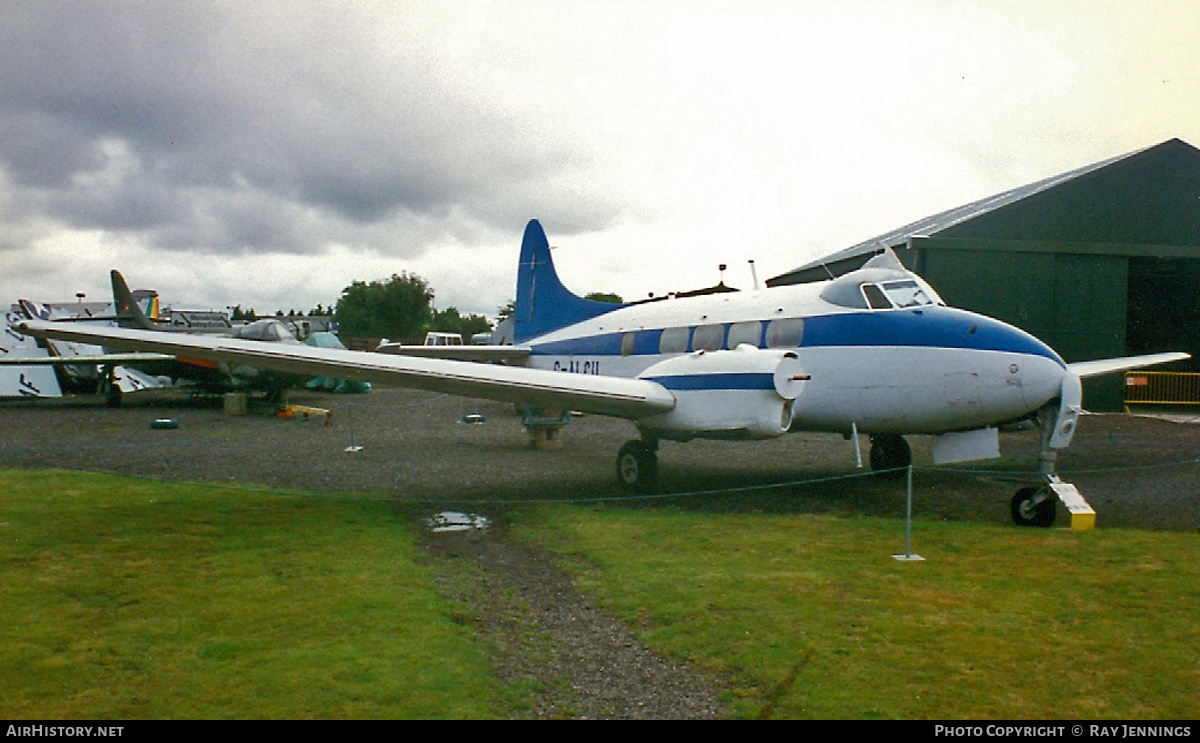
[20, 320, 676, 419]
[374, 343, 532, 363]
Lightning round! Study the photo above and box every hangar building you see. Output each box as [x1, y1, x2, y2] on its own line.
[768, 138, 1200, 411]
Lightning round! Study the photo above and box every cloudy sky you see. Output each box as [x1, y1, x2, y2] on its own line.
[2, 1, 1198, 320]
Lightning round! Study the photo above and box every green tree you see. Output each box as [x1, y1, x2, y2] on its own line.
[334, 272, 434, 341]
[429, 306, 493, 340]
[584, 292, 623, 304]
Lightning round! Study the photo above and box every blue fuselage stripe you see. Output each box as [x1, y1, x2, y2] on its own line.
[643, 373, 775, 391]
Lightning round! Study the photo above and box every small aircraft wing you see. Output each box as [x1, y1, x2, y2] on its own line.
[374, 342, 532, 363]
[0, 352, 176, 365]
[1067, 352, 1190, 379]
[18, 320, 676, 419]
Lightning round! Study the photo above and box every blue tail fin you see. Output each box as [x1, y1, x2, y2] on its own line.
[513, 220, 622, 342]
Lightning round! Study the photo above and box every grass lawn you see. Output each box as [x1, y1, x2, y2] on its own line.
[0, 469, 498, 719]
[511, 504, 1200, 719]
[5, 468, 1198, 719]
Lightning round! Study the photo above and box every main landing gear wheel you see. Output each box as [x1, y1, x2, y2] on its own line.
[869, 434, 911, 476]
[1010, 486, 1057, 528]
[616, 440, 658, 493]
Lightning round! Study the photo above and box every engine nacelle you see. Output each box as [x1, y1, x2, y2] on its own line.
[634, 345, 807, 441]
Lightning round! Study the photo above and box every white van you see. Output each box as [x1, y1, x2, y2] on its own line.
[423, 332, 463, 346]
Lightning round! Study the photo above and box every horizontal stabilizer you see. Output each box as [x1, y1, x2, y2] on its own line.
[1067, 352, 1189, 378]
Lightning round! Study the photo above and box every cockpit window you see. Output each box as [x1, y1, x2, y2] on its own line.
[880, 279, 933, 308]
[861, 284, 892, 309]
[235, 319, 295, 341]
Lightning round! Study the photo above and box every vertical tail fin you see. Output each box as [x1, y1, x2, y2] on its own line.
[512, 220, 621, 342]
[110, 270, 157, 330]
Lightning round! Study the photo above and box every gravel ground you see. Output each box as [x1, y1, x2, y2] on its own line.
[3, 387, 1198, 717]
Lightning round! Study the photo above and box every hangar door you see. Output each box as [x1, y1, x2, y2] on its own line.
[1127, 256, 1200, 371]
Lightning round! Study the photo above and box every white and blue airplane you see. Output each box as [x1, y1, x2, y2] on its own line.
[19, 220, 1186, 526]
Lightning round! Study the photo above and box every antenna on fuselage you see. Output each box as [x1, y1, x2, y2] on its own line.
[748, 260, 759, 290]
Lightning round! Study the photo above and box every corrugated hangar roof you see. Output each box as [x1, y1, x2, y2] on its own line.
[767, 138, 1197, 286]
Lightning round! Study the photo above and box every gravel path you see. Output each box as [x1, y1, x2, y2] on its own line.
[3, 387, 1198, 718]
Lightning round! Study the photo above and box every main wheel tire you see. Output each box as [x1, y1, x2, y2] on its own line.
[869, 434, 911, 476]
[616, 440, 658, 493]
[1010, 486, 1057, 527]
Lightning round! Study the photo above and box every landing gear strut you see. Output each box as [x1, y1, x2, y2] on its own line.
[616, 439, 658, 493]
[100, 364, 122, 408]
[1009, 400, 1074, 528]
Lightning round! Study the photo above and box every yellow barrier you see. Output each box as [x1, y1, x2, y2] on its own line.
[1125, 371, 1200, 406]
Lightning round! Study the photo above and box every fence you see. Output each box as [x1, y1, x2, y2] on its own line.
[1124, 371, 1200, 406]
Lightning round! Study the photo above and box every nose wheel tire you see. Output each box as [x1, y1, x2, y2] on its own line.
[616, 440, 658, 493]
[1011, 486, 1057, 528]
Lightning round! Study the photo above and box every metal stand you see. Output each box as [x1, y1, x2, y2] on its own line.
[893, 465, 924, 562]
[343, 403, 363, 452]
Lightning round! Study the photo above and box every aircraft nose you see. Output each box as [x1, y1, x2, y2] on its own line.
[971, 313, 1067, 411]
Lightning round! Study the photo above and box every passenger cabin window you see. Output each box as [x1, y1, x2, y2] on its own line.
[659, 326, 689, 354]
[692, 323, 724, 352]
[620, 331, 635, 356]
[726, 321, 761, 349]
[765, 318, 804, 348]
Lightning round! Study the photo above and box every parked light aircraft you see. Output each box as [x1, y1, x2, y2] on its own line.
[8, 271, 369, 401]
[20, 220, 1185, 526]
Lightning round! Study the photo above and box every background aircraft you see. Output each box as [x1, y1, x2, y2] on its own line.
[19, 221, 1184, 525]
[7, 270, 369, 402]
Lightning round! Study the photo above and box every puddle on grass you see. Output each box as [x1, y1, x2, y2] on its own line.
[427, 511, 490, 533]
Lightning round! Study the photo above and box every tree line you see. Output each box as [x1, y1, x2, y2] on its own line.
[232, 272, 622, 344]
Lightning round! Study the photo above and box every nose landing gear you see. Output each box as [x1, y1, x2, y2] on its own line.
[1010, 486, 1057, 527]
[1009, 394, 1094, 529]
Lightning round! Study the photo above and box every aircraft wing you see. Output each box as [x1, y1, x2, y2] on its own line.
[0, 352, 176, 365]
[374, 342, 532, 363]
[19, 320, 676, 419]
[1067, 352, 1190, 379]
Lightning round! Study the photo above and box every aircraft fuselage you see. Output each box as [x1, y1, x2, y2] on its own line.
[519, 279, 1066, 440]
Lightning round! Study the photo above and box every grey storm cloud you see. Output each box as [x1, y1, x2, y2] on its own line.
[0, 2, 619, 257]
